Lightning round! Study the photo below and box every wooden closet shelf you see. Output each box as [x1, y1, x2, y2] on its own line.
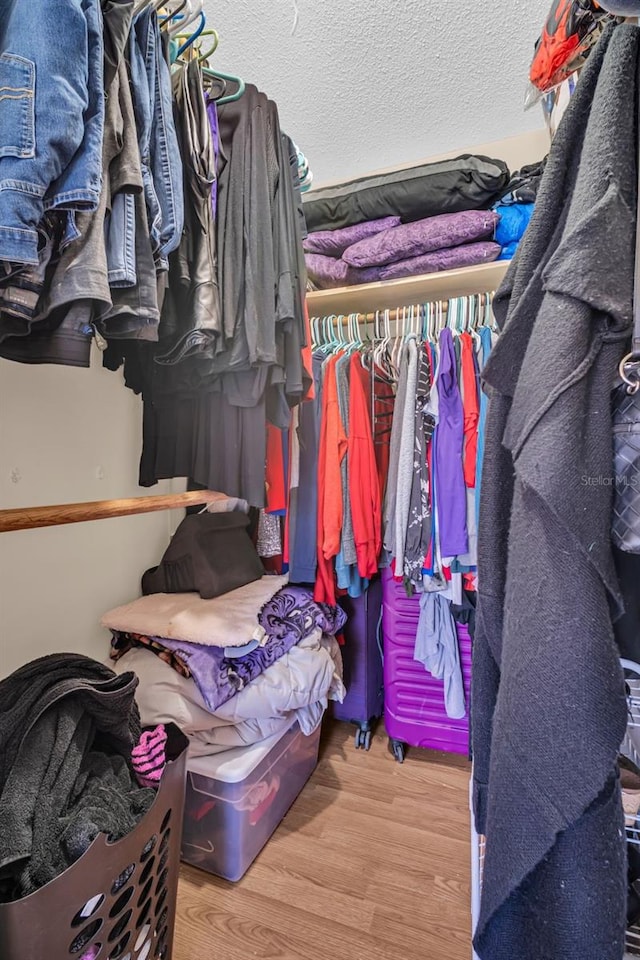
[0, 490, 227, 533]
[306, 260, 509, 315]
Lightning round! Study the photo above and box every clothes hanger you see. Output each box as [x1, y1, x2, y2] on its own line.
[180, 0, 203, 32]
[335, 314, 345, 349]
[158, 0, 190, 29]
[425, 302, 433, 341]
[345, 314, 354, 349]
[372, 311, 384, 368]
[168, 0, 203, 34]
[348, 313, 357, 349]
[197, 29, 220, 62]
[323, 314, 337, 354]
[159, 0, 190, 32]
[391, 308, 402, 372]
[332, 314, 344, 352]
[320, 316, 328, 351]
[343, 314, 352, 350]
[311, 314, 320, 349]
[379, 308, 392, 372]
[448, 298, 457, 332]
[357, 313, 366, 349]
[352, 313, 364, 352]
[176, 10, 206, 57]
[466, 295, 475, 332]
[202, 66, 246, 105]
[168, 1, 193, 36]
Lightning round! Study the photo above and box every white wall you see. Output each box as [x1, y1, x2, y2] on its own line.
[203, 0, 552, 184]
[0, 351, 181, 677]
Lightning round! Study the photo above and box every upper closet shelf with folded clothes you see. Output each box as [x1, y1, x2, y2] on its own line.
[302, 149, 545, 314]
[305, 260, 509, 315]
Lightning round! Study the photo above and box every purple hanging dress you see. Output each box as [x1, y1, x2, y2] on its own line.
[435, 329, 468, 557]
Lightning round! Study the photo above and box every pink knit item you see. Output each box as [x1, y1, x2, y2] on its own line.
[132, 724, 168, 789]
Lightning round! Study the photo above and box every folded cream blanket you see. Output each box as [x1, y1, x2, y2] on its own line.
[101, 575, 288, 648]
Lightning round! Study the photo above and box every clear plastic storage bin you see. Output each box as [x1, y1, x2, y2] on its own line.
[181, 718, 321, 881]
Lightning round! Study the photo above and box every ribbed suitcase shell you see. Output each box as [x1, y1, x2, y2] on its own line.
[382, 569, 472, 756]
[333, 577, 384, 731]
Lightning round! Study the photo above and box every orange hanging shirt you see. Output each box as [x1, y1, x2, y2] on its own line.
[314, 355, 346, 603]
[460, 332, 479, 489]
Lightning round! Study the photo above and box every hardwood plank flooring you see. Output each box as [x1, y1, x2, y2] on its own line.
[174, 720, 472, 960]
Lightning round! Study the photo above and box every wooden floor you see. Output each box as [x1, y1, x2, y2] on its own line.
[174, 720, 472, 960]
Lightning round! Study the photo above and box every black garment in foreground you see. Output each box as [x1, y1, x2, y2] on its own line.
[0, 654, 153, 902]
[472, 23, 635, 960]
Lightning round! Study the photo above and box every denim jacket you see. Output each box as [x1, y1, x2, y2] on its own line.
[0, 0, 104, 265]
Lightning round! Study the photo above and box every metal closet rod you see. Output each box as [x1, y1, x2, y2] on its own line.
[0, 490, 227, 534]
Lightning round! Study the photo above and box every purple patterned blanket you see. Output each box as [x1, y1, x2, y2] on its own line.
[110, 586, 346, 712]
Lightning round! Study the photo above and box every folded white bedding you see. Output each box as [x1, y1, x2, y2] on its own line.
[114, 630, 345, 757]
[101, 575, 288, 648]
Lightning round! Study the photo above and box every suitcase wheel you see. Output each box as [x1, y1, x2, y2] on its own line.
[354, 721, 375, 751]
[355, 727, 373, 751]
[389, 738, 406, 764]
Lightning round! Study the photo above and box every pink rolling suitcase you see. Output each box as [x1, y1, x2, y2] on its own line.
[381, 568, 472, 762]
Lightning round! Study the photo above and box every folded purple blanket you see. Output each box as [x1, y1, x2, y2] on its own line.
[110, 586, 347, 712]
[378, 240, 500, 280]
[342, 210, 499, 268]
[305, 253, 380, 289]
[306, 241, 501, 289]
[303, 216, 401, 257]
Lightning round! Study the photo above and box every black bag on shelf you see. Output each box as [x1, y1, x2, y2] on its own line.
[302, 154, 510, 233]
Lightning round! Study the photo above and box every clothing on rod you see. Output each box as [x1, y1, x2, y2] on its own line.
[0, 4, 312, 509]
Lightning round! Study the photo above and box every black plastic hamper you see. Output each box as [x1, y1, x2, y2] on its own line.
[0, 724, 189, 960]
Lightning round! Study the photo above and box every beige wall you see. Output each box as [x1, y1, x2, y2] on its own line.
[0, 350, 183, 677]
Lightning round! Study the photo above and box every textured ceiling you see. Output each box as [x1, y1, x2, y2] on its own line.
[202, 0, 551, 185]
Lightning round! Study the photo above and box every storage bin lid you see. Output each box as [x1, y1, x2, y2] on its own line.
[187, 718, 297, 783]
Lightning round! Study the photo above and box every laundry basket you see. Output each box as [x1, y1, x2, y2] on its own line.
[470, 659, 640, 960]
[0, 724, 189, 960]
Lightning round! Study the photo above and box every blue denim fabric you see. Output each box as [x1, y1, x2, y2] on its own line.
[0, 0, 104, 264]
[106, 191, 137, 287]
[44, 0, 104, 218]
[129, 9, 183, 261]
